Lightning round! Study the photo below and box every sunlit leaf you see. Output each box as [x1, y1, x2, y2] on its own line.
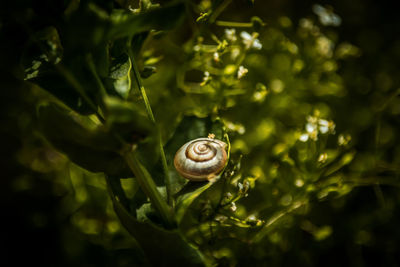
[108, 53, 132, 99]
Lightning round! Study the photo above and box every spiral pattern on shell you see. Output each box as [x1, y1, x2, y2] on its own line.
[174, 138, 228, 181]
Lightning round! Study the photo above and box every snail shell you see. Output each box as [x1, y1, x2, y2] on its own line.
[174, 138, 228, 181]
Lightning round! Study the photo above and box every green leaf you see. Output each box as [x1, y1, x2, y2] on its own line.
[108, 53, 132, 99]
[63, 3, 110, 51]
[20, 27, 98, 114]
[175, 178, 228, 242]
[37, 103, 132, 176]
[174, 181, 213, 224]
[140, 65, 157, 79]
[106, 175, 205, 266]
[30, 69, 99, 114]
[130, 32, 150, 58]
[103, 96, 154, 142]
[22, 26, 63, 80]
[64, 2, 185, 50]
[92, 43, 110, 78]
[108, 2, 186, 39]
[103, 96, 160, 190]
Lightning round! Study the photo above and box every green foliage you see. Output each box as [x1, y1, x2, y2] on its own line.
[106, 175, 205, 266]
[37, 103, 130, 176]
[2, 0, 400, 266]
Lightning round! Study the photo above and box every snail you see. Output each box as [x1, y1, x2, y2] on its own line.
[174, 137, 228, 181]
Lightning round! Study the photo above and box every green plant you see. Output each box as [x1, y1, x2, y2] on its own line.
[2, 0, 400, 266]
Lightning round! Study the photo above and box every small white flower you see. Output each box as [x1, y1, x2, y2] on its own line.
[201, 71, 211, 86]
[299, 133, 309, 142]
[237, 65, 248, 79]
[306, 122, 317, 134]
[225, 28, 237, 42]
[318, 119, 329, 126]
[252, 39, 262, 50]
[230, 202, 237, 212]
[312, 4, 342, 26]
[318, 153, 328, 163]
[300, 115, 336, 142]
[240, 31, 251, 39]
[213, 52, 220, 62]
[237, 182, 243, 191]
[319, 125, 329, 134]
[203, 71, 210, 80]
[240, 31, 262, 50]
[305, 115, 320, 140]
[318, 119, 329, 134]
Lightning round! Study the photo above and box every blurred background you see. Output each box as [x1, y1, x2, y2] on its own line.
[1, 0, 400, 266]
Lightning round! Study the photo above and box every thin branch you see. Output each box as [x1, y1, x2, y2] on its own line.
[123, 148, 175, 226]
[208, 0, 233, 23]
[215, 20, 253, 27]
[128, 47, 173, 205]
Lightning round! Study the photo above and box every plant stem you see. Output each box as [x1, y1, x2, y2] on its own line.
[215, 20, 253, 27]
[86, 44, 174, 224]
[123, 148, 175, 226]
[208, 0, 233, 23]
[128, 49, 173, 205]
[251, 199, 308, 243]
[86, 53, 108, 97]
[49, 36, 174, 225]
